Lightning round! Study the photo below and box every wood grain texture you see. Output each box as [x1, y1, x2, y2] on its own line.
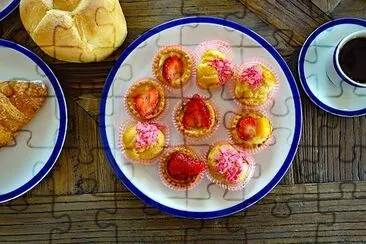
[311, 0, 341, 14]
[239, 0, 332, 45]
[1, 182, 366, 243]
[0, 0, 366, 242]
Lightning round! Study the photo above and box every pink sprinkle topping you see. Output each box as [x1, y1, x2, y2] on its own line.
[135, 122, 159, 149]
[209, 59, 234, 85]
[214, 145, 246, 183]
[240, 65, 264, 90]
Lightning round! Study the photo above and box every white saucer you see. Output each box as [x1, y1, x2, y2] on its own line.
[298, 18, 366, 117]
[0, 0, 19, 21]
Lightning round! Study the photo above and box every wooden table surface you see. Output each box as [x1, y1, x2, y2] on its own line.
[1, 0, 366, 243]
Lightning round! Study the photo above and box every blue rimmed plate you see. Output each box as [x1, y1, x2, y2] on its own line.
[100, 16, 302, 219]
[0, 40, 67, 203]
[0, 0, 20, 21]
[298, 18, 366, 117]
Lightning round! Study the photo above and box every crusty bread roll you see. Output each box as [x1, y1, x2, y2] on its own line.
[20, 0, 128, 63]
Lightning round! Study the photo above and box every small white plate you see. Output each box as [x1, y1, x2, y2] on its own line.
[100, 17, 302, 219]
[0, 40, 67, 203]
[0, 0, 19, 21]
[298, 18, 366, 117]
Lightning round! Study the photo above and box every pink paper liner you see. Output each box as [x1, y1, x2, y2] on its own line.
[172, 93, 221, 142]
[152, 45, 196, 95]
[227, 108, 273, 155]
[194, 40, 235, 91]
[124, 78, 169, 121]
[230, 58, 280, 109]
[194, 40, 233, 63]
[205, 140, 256, 191]
[158, 146, 206, 191]
[118, 120, 170, 165]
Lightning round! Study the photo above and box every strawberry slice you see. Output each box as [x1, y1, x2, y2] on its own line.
[182, 94, 211, 129]
[167, 151, 204, 181]
[134, 85, 160, 118]
[237, 116, 257, 141]
[162, 55, 184, 83]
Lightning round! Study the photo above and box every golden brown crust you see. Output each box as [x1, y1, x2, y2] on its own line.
[160, 146, 201, 189]
[230, 110, 272, 149]
[126, 79, 166, 121]
[0, 80, 48, 147]
[174, 99, 217, 138]
[19, 0, 128, 63]
[152, 46, 193, 88]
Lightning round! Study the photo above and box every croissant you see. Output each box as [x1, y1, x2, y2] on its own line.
[0, 80, 48, 147]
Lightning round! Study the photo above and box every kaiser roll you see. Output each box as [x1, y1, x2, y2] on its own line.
[20, 0, 127, 63]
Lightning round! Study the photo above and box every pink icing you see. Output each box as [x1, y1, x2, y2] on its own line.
[135, 122, 159, 149]
[240, 65, 264, 90]
[209, 59, 234, 85]
[214, 145, 246, 183]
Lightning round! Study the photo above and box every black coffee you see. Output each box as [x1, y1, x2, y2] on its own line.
[339, 37, 366, 84]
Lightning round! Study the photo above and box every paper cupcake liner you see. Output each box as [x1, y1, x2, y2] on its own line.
[124, 78, 169, 121]
[195, 40, 233, 64]
[230, 58, 280, 109]
[227, 108, 273, 155]
[152, 45, 196, 95]
[172, 93, 221, 142]
[158, 146, 206, 191]
[205, 140, 256, 191]
[118, 120, 170, 165]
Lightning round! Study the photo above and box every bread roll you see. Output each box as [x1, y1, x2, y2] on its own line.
[20, 0, 128, 63]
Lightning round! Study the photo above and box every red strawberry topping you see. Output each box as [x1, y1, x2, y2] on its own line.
[162, 55, 184, 84]
[237, 116, 257, 141]
[134, 85, 160, 118]
[182, 94, 211, 129]
[167, 151, 205, 181]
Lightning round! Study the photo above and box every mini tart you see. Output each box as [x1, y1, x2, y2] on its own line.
[174, 94, 217, 138]
[196, 49, 234, 90]
[159, 146, 205, 191]
[230, 110, 272, 150]
[207, 142, 253, 189]
[152, 46, 194, 89]
[126, 79, 166, 121]
[121, 122, 166, 162]
[234, 63, 278, 106]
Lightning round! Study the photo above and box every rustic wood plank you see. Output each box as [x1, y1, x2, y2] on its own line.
[331, 0, 366, 18]
[311, 0, 341, 14]
[0, 0, 296, 88]
[239, 0, 332, 45]
[1, 182, 366, 243]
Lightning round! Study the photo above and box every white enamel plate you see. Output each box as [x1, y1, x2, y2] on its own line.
[100, 17, 302, 218]
[0, 40, 67, 203]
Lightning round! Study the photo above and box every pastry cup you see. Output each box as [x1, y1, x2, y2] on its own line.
[172, 94, 221, 141]
[158, 146, 206, 191]
[194, 40, 233, 63]
[205, 141, 256, 191]
[230, 59, 280, 109]
[227, 108, 273, 154]
[124, 78, 168, 121]
[152, 45, 195, 93]
[118, 120, 170, 165]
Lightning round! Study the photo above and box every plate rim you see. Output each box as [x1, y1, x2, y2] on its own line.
[0, 39, 68, 203]
[100, 16, 303, 219]
[0, 0, 20, 21]
[298, 17, 366, 117]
